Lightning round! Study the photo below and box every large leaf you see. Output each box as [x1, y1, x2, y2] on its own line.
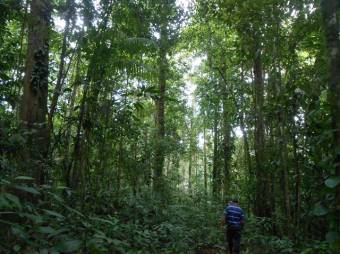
[4, 193, 21, 209]
[54, 239, 82, 253]
[325, 177, 340, 189]
[13, 185, 40, 195]
[14, 176, 34, 181]
[326, 231, 340, 243]
[312, 203, 328, 216]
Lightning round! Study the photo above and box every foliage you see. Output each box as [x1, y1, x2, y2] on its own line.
[0, 0, 339, 253]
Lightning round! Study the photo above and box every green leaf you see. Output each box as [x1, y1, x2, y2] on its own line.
[4, 193, 22, 209]
[54, 240, 82, 253]
[48, 227, 70, 237]
[13, 185, 40, 195]
[42, 209, 65, 219]
[37, 226, 56, 234]
[11, 225, 28, 240]
[325, 177, 340, 188]
[90, 216, 118, 226]
[19, 213, 44, 224]
[63, 205, 85, 218]
[312, 203, 328, 216]
[14, 176, 34, 181]
[326, 231, 340, 243]
[39, 249, 49, 254]
[13, 245, 21, 252]
[0, 196, 10, 208]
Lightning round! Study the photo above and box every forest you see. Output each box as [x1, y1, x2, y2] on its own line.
[0, 0, 339, 253]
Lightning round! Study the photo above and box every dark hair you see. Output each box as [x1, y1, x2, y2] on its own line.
[232, 198, 239, 203]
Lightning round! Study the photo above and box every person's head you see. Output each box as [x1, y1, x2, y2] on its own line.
[228, 195, 239, 205]
[232, 198, 239, 204]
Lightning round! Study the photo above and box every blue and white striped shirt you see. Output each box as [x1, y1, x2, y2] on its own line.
[224, 204, 245, 230]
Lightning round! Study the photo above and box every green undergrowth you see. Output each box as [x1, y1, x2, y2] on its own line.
[0, 177, 331, 254]
[242, 216, 331, 254]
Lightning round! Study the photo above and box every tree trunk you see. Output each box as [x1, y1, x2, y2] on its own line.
[64, 45, 81, 185]
[278, 108, 292, 227]
[240, 113, 251, 175]
[117, 139, 123, 192]
[203, 119, 208, 196]
[274, 8, 292, 228]
[143, 129, 152, 187]
[292, 127, 301, 227]
[240, 66, 253, 209]
[253, 36, 271, 217]
[188, 117, 193, 191]
[321, 0, 340, 230]
[48, 0, 74, 132]
[20, 0, 51, 185]
[153, 26, 167, 196]
[212, 109, 220, 199]
[222, 83, 231, 200]
[69, 67, 90, 190]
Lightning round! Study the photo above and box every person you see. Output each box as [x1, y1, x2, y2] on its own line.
[224, 198, 245, 254]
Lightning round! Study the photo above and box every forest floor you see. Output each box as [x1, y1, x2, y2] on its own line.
[196, 244, 264, 254]
[0, 181, 331, 254]
[195, 239, 266, 254]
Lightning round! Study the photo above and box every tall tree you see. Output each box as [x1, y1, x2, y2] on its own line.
[320, 0, 340, 232]
[153, 22, 168, 195]
[152, 0, 182, 196]
[252, 33, 271, 217]
[20, 0, 51, 185]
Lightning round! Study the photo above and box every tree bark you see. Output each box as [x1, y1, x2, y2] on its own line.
[222, 83, 231, 200]
[212, 108, 220, 199]
[153, 26, 167, 196]
[321, 0, 340, 230]
[188, 116, 194, 191]
[20, 0, 51, 185]
[203, 118, 208, 196]
[292, 126, 301, 227]
[253, 36, 271, 217]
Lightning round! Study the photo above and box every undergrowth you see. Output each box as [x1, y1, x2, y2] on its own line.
[0, 176, 331, 253]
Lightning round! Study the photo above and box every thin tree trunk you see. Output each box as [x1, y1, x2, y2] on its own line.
[69, 69, 90, 190]
[48, 0, 74, 132]
[212, 109, 220, 199]
[203, 119, 208, 196]
[117, 139, 123, 192]
[274, 8, 292, 228]
[153, 26, 167, 196]
[64, 46, 81, 185]
[144, 129, 151, 187]
[292, 127, 301, 227]
[188, 118, 193, 191]
[222, 84, 230, 200]
[278, 110, 292, 225]
[240, 113, 251, 175]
